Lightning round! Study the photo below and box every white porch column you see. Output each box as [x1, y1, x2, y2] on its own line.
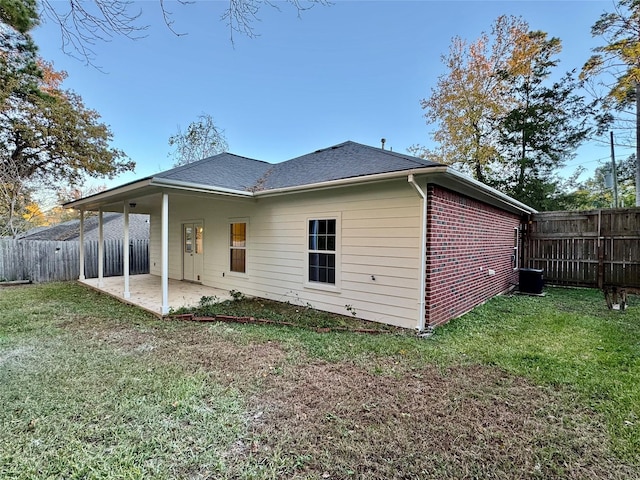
[98, 208, 104, 287]
[78, 209, 85, 280]
[161, 192, 169, 315]
[123, 202, 131, 299]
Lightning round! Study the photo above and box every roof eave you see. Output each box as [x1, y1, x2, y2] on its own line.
[64, 164, 536, 216]
[148, 177, 254, 197]
[254, 166, 446, 197]
[436, 168, 538, 215]
[64, 176, 255, 211]
[64, 178, 154, 209]
[253, 166, 536, 214]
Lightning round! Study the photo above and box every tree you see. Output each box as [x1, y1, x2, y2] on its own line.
[39, 0, 329, 66]
[415, 16, 528, 183]
[496, 31, 593, 210]
[1, 16, 134, 237]
[418, 16, 591, 211]
[43, 184, 107, 223]
[582, 0, 640, 206]
[168, 114, 228, 167]
[0, 0, 39, 34]
[568, 156, 637, 209]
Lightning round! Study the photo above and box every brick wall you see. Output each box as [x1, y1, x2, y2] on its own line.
[425, 185, 521, 326]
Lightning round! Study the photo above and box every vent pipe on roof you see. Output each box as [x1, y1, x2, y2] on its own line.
[381, 138, 386, 150]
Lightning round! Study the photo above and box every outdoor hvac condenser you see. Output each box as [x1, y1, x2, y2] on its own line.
[519, 268, 544, 295]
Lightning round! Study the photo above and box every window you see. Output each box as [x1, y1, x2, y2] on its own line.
[512, 227, 519, 270]
[184, 225, 193, 253]
[195, 225, 203, 254]
[230, 222, 246, 273]
[308, 219, 336, 284]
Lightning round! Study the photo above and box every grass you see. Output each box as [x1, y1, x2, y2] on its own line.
[1, 282, 639, 478]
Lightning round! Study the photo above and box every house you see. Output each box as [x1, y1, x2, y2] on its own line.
[65, 141, 536, 330]
[19, 212, 149, 242]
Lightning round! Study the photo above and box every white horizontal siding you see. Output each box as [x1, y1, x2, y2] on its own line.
[147, 179, 422, 328]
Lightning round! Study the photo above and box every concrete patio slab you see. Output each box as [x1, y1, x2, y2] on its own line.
[80, 274, 232, 316]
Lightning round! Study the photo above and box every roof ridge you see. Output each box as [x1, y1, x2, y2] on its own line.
[344, 141, 434, 167]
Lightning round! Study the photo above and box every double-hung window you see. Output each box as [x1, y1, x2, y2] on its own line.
[308, 219, 336, 284]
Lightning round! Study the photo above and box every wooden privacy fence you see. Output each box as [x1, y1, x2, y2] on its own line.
[0, 239, 149, 283]
[523, 208, 640, 289]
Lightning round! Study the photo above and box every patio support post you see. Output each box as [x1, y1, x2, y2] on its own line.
[78, 209, 85, 280]
[161, 192, 169, 314]
[123, 202, 131, 299]
[98, 208, 104, 287]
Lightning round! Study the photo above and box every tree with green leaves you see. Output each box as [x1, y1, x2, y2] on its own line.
[414, 15, 527, 183]
[418, 16, 592, 211]
[169, 114, 228, 167]
[0, 7, 134, 236]
[582, 0, 640, 206]
[568, 156, 637, 209]
[496, 31, 593, 210]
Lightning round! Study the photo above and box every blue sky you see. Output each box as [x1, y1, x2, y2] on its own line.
[33, 0, 620, 189]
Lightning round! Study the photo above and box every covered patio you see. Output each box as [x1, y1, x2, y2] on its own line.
[80, 274, 232, 317]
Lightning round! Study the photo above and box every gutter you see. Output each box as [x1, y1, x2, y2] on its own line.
[254, 167, 448, 197]
[443, 169, 537, 214]
[64, 178, 153, 209]
[407, 174, 427, 332]
[149, 177, 254, 197]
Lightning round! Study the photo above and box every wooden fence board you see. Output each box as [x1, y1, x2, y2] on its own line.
[0, 239, 149, 283]
[524, 208, 640, 289]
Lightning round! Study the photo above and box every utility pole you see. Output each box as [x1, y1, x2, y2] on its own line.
[611, 131, 619, 208]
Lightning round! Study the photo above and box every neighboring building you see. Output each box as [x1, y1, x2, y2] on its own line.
[20, 212, 150, 242]
[65, 141, 536, 330]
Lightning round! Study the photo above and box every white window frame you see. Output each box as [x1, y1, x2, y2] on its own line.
[229, 218, 249, 277]
[305, 213, 341, 292]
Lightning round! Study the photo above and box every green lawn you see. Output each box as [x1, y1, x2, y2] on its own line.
[0, 282, 638, 479]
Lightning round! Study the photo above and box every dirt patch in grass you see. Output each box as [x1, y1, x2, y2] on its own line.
[235, 361, 636, 479]
[60, 318, 637, 479]
[69, 320, 289, 390]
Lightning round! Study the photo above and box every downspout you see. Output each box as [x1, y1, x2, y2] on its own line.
[408, 174, 427, 332]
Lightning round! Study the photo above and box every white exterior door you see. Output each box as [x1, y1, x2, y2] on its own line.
[183, 223, 203, 282]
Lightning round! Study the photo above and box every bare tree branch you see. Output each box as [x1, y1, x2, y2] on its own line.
[40, 0, 147, 67]
[39, 0, 330, 66]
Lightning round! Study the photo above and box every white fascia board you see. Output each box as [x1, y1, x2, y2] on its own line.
[252, 165, 536, 214]
[63, 178, 154, 209]
[63, 165, 536, 215]
[440, 169, 538, 214]
[253, 167, 448, 197]
[148, 177, 254, 197]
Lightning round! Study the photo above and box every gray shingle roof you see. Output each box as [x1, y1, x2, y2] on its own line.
[20, 213, 150, 241]
[260, 141, 440, 190]
[155, 153, 272, 191]
[152, 142, 441, 192]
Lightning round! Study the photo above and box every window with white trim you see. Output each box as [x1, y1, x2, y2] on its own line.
[308, 219, 336, 284]
[230, 222, 247, 273]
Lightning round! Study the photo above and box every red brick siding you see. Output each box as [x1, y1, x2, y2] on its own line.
[425, 185, 521, 326]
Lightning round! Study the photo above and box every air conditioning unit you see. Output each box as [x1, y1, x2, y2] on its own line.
[519, 268, 544, 295]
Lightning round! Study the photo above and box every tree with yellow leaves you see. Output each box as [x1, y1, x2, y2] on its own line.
[418, 16, 593, 211]
[415, 16, 527, 183]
